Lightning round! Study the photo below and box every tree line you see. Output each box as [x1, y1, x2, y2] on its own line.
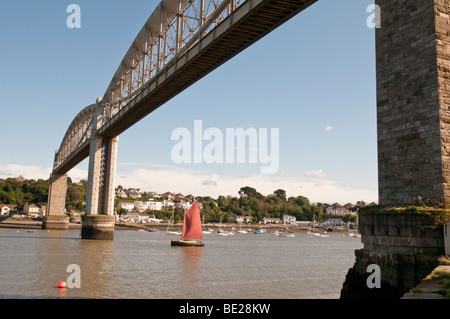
[0, 178, 358, 224]
[0, 176, 85, 212]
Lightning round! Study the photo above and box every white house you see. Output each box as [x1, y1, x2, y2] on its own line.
[282, 215, 296, 225]
[235, 215, 253, 224]
[162, 200, 175, 208]
[117, 202, 134, 211]
[146, 201, 162, 211]
[262, 217, 281, 224]
[23, 203, 45, 217]
[127, 188, 142, 198]
[174, 200, 192, 210]
[115, 188, 128, 198]
[0, 204, 17, 217]
[326, 203, 350, 216]
[320, 219, 346, 227]
[134, 201, 148, 212]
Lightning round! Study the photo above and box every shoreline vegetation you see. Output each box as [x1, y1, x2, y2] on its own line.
[0, 177, 361, 227]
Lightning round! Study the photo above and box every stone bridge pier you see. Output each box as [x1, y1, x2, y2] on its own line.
[45, 102, 119, 240]
[43, 172, 69, 229]
[81, 135, 119, 240]
[341, 0, 450, 298]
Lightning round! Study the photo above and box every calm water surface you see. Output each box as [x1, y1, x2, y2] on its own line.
[0, 228, 362, 299]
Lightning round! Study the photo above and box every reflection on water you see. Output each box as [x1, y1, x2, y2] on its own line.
[0, 228, 362, 299]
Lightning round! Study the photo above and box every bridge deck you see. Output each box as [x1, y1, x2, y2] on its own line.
[99, 0, 316, 138]
[54, 0, 317, 175]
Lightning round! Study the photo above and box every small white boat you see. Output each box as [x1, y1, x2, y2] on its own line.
[166, 230, 182, 236]
[344, 231, 361, 238]
[307, 230, 328, 237]
[279, 231, 295, 237]
[285, 233, 295, 237]
[237, 229, 248, 234]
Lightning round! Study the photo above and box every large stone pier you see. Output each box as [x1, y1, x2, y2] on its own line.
[43, 172, 69, 229]
[341, 0, 450, 298]
[82, 135, 119, 240]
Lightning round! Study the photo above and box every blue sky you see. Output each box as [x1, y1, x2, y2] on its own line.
[0, 0, 378, 204]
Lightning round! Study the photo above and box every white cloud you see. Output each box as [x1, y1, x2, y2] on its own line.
[0, 162, 377, 204]
[0, 163, 52, 180]
[0, 163, 87, 182]
[115, 162, 377, 204]
[325, 126, 333, 131]
[304, 169, 328, 178]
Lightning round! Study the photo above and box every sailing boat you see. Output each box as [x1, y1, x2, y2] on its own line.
[307, 214, 328, 237]
[216, 216, 229, 236]
[171, 201, 204, 247]
[166, 209, 182, 236]
[202, 214, 212, 234]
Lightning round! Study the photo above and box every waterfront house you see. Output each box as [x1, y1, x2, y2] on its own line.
[146, 201, 162, 211]
[117, 202, 134, 211]
[282, 215, 297, 225]
[162, 200, 175, 208]
[23, 203, 45, 217]
[0, 204, 17, 217]
[320, 218, 346, 227]
[126, 188, 142, 198]
[134, 201, 148, 212]
[174, 200, 192, 210]
[115, 188, 128, 198]
[262, 217, 281, 225]
[326, 203, 350, 216]
[235, 215, 253, 224]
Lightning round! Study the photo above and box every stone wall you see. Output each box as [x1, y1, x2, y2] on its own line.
[341, 248, 441, 299]
[46, 173, 67, 216]
[376, 0, 450, 206]
[359, 207, 448, 255]
[341, 207, 449, 299]
[436, 1, 450, 203]
[44, 173, 69, 229]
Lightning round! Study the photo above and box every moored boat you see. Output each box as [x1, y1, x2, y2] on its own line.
[166, 230, 182, 236]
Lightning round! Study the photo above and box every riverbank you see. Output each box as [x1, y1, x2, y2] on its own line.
[0, 217, 351, 234]
[402, 259, 450, 299]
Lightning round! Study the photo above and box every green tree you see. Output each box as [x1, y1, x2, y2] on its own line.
[238, 186, 262, 199]
[273, 189, 286, 200]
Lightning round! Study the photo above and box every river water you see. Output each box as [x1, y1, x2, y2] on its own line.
[0, 227, 362, 299]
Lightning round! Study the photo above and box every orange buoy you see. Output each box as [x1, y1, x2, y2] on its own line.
[57, 281, 67, 288]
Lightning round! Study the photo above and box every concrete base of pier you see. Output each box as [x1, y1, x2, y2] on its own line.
[81, 215, 115, 240]
[340, 207, 450, 299]
[42, 215, 69, 230]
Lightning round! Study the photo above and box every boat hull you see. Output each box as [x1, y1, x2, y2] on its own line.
[171, 240, 204, 247]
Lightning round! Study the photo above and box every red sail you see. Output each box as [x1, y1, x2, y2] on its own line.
[182, 201, 203, 240]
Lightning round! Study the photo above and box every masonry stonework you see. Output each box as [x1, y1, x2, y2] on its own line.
[377, 0, 450, 207]
[44, 173, 69, 229]
[341, 0, 450, 298]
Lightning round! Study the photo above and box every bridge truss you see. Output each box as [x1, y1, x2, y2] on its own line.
[52, 0, 316, 175]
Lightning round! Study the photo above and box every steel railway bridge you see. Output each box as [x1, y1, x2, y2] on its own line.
[45, 0, 318, 238]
